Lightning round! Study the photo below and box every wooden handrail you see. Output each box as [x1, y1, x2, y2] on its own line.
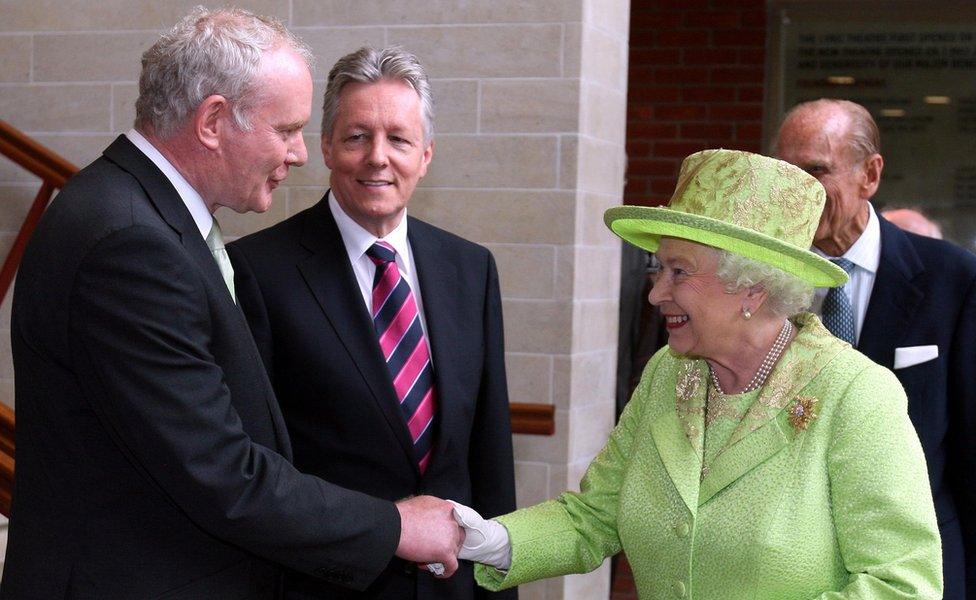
[0, 402, 13, 517]
[510, 402, 556, 436]
[0, 119, 79, 516]
[0, 120, 77, 188]
[0, 120, 78, 309]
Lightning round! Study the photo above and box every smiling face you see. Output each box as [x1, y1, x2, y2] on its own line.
[322, 78, 434, 237]
[214, 46, 312, 214]
[648, 238, 746, 360]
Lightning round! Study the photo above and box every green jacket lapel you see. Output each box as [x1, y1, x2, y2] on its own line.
[699, 412, 792, 505]
[698, 314, 847, 505]
[650, 410, 702, 513]
[650, 356, 706, 513]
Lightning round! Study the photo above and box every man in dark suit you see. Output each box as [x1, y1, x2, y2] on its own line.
[775, 98, 976, 600]
[2, 11, 461, 600]
[228, 46, 518, 599]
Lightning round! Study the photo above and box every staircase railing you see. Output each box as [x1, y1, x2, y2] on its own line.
[0, 119, 78, 307]
[0, 402, 14, 516]
[0, 119, 78, 517]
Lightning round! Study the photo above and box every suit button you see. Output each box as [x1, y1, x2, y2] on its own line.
[673, 580, 687, 598]
[675, 522, 690, 538]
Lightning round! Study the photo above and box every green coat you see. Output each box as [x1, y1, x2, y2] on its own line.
[478, 314, 942, 599]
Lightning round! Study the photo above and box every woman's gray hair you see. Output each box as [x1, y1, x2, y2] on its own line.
[714, 250, 814, 317]
[135, 6, 313, 139]
[321, 46, 434, 142]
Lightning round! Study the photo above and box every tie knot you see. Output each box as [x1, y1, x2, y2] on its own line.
[366, 241, 397, 265]
[830, 257, 855, 274]
[206, 220, 225, 252]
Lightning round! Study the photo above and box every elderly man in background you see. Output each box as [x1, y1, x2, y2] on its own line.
[775, 98, 976, 600]
[881, 207, 944, 239]
[228, 46, 517, 600]
[2, 11, 460, 600]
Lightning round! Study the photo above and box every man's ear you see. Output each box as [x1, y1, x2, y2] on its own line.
[321, 135, 334, 170]
[860, 153, 884, 199]
[418, 139, 434, 179]
[194, 95, 229, 151]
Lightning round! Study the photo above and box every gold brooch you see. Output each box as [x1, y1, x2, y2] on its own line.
[788, 396, 819, 431]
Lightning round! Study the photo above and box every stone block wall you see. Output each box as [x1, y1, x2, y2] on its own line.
[0, 2, 629, 597]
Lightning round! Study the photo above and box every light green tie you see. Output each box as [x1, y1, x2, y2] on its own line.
[206, 219, 236, 303]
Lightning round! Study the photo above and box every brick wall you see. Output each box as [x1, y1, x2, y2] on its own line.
[611, 3, 768, 595]
[625, 0, 767, 207]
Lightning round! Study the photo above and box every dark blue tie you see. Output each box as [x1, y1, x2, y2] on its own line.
[822, 258, 856, 344]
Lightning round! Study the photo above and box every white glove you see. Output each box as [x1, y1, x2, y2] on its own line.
[448, 500, 512, 570]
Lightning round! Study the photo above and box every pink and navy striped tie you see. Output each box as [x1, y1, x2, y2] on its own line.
[366, 241, 436, 473]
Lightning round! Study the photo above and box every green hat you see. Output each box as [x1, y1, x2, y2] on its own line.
[605, 149, 847, 288]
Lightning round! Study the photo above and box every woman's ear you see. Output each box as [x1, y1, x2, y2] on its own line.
[743, 283, 769, 315]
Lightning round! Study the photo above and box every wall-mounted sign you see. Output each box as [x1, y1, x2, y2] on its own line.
[767, 2, 976, 247]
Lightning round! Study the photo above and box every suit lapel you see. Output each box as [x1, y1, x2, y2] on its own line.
[297, 200, 419, 469]
[858, 218, 925, 367]
[407, 219, 460, 464]
[103, 135, 289, 452]
[103, 136, 195, 239]
[699, 415, 791, 505]
[103, 136, 238, 308]
[698, 314, 846, 505]
[650, 409, 702, 514]
[650, 357, 704, 513]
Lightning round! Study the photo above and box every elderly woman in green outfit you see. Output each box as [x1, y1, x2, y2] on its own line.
[450, 149, 942, 599]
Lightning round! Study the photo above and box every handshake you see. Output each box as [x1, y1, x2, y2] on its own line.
[394, 496, 511, 578]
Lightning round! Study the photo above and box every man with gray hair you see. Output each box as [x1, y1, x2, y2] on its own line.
[229, 46, 518, 599]
[2, 12, 461, 600]
[775, 98, 976, 600]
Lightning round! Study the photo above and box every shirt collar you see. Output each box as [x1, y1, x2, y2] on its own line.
[328, 189, 410, 261]
[812, 202, 881, 274]
[125, 129, 213, 239]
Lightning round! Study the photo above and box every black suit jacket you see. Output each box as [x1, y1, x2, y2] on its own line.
[857, 216, 976, 600]
[228, 195, 517, 600]
[1, 137, 401, 599]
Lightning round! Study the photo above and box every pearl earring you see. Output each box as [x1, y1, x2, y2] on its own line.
[742, 308, 752, 320]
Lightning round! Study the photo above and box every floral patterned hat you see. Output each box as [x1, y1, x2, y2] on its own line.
[605, 148, 847, 288]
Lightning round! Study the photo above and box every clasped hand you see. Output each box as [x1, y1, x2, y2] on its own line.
[394, 496, 512, 579]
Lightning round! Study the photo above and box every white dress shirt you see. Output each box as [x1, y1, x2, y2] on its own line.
[811, 204, 882, 345]
[328, 190, 432, 352]
[125, 129, 213, 239]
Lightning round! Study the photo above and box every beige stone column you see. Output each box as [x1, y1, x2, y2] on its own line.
[402, 3, 631, 598]
[0, 2, 630, 596]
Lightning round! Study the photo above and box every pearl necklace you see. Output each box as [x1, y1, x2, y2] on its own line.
[710, 320, 793, 395]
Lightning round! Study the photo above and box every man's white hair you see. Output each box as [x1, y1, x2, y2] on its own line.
[135, 6, 313, 138]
